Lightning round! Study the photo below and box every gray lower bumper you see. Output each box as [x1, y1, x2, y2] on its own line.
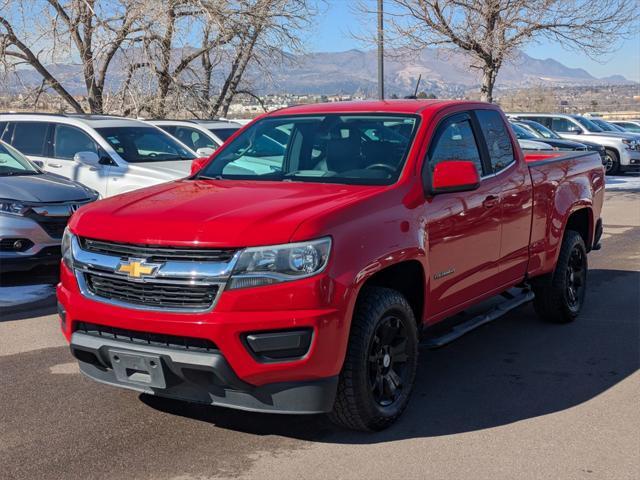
[70, 332, 337, 414]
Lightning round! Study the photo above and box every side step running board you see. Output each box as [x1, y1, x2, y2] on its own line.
[421, 289, 535, 349]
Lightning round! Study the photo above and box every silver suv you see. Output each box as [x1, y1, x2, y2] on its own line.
[0, 140, 97, 274]
[508, 113, 640, 175]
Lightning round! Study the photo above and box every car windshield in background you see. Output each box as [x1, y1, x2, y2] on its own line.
[510, 123, 537, 140]
[522, 121, 560, 139]
[573, 116, 604, 133]
[591, 119, 620, 132]
[199, 114, 419, 186]
[209, 128, 240, 141]
[0, 142, 40, 176]
[96, 127, 196, 163]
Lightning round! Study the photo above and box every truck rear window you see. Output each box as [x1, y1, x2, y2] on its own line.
[198, 114, 419, 185]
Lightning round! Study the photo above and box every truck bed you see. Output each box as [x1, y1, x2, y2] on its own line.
[525, 150, 605, 278]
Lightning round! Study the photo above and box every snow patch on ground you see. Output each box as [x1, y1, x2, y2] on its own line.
[0, 284, 56, 308]
[606, 174, 640, 191]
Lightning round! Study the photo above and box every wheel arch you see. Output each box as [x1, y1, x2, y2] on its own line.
[357, 259, 425, 327]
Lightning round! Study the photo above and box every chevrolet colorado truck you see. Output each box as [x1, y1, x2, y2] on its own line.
[58, 100, 604, 431]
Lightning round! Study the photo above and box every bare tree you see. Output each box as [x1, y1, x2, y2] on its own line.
[1, 0, 146, 113]
[376, 0, 637, 102]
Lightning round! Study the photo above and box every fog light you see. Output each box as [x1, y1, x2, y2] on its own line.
[244, 329, 313, 361]
[57, 302, 67, 330]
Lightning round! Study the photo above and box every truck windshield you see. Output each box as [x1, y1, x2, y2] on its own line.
[96, 127, 196, 163]
[573, 116, 604, 133]
[198, 114, 419, 185]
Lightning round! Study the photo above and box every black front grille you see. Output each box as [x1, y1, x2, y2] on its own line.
[84, 273, 219, 310]
[26, 213, 69, 239]
[79, 237, 237, 262]
[74, 321, 218, 352]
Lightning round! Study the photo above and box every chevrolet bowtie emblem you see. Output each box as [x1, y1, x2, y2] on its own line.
[116, 259, 160, 278]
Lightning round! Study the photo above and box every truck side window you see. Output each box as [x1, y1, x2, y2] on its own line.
[429, 118, 484, 176]
[475, 110, 515, 173]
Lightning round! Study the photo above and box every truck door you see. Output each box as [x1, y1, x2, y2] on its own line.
[424, 112, 503, 317]
[475, 109, 533, 285]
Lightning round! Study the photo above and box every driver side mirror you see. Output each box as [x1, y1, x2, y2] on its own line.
[196, 147, 216, 157]
[190, 157, 209, 176]
[73, 151, 100, 167]
[426, 160, 480, 196]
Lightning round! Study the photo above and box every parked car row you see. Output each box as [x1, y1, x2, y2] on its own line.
[0, 113, 241, 274]
[507, 113, 640, 175]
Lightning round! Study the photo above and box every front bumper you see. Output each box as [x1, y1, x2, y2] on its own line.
[0, 213, 61, 274]
[620, 148, 640, 169]
[70, 331, 338, 414]
[57, 262, 351, 413]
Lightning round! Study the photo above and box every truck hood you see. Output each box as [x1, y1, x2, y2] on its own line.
[0, 172, 95, 203]
[70, 179, 383, 247]
[128, 159, 192, 179]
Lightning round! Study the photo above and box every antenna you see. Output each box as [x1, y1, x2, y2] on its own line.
[413, 74, 422, 98]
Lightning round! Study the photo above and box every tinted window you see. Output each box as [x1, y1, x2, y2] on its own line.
[200, 114, 419, 185]
[95, 127, 195, 163]
[11, 122, 50, 156]
[476, 110, 515, 172]
[429, 118, 484, 176]
[573, 116, 603, 132]
[551, 117, 575, 133]
[53, 125, 98, 159]
[173, 126, 216, 150]
[209, 127, 240, 141]
[0, 122, 6, 138]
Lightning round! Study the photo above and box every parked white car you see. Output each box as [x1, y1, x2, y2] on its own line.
[148, 119, 242, 157]
[0, 113, 198, 198]
[508, 113, 640, 175]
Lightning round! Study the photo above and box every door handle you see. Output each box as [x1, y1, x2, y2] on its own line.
[49, 163, 62, 168]
[482, 195, 499, 208]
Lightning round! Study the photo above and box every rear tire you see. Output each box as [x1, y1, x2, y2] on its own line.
[604, 148, 620, 175]
[329, 286, 418, 431]
[532, 230, 588, 323]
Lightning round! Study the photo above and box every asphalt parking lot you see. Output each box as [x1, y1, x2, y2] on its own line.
[1, 182, 638, 480]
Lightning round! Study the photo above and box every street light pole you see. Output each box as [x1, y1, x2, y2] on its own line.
[377, 0, 384, 100]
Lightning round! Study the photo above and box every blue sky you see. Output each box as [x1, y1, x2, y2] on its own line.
[308, 1, 640, 81]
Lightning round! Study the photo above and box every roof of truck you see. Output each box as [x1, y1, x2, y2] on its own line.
[267, 99, 476, 116]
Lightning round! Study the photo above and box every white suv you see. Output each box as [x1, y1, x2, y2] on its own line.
[508, 113, 640, 175]
[148, 119, 242, 157]
[0, 114, 198, 197]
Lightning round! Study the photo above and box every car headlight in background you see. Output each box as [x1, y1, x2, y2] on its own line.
[0, 199, 29, 216]
[622, 139, 640, 150]
[228, 237, 331, 289]
[61, 227, 75, 269]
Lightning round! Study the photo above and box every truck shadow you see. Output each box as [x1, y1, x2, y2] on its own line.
[141, 268, 639, 444]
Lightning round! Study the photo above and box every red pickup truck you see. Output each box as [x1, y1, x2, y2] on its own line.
[58, 100, 604, 431]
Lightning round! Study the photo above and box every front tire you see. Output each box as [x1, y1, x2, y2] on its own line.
[532, 230, 588, 323]
[604, 148, 620, 175]
[329, 287, 419, 431]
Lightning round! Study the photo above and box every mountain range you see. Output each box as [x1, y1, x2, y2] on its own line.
[1, 47, 635, 98]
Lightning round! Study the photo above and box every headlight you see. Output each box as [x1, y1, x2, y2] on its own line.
[622, 138, 639, 150]
[228, 237, 331, 289]
[61, 227, 75, 269]
[0, 199, 28, 216]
